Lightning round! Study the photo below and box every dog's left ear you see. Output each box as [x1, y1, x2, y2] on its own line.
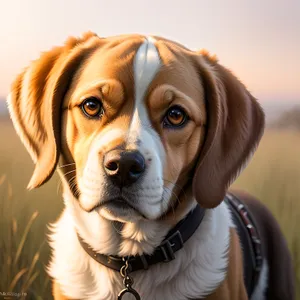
[192, 51, 265, 208]
[7, 32, 100, 190]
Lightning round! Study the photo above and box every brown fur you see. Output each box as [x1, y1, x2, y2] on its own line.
[7, 32, 294, 299]
[205, 229, 248, 300]
[52, 280, 71, 300]
[191, 53, 265, 208]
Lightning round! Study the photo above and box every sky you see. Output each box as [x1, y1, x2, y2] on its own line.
[0, 0, 299, 104]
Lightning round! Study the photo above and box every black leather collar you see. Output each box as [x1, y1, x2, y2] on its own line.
[77, 204, 205, 272]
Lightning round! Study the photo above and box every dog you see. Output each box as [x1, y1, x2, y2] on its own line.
[7, 32, 295, 300]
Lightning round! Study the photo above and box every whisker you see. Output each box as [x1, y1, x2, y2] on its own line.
[56, 166, 84, 196]
[163, 178, 189, 202]
[161, 177, 194, 219]
[164, 185, 182, 205]
[58, 163, 76, 169]
[56, 170, 76, 194]
[161, 190, 176, 218]
[159, 186, 178, 218]
[62, 169, 77, 177]
[73, 185, 81, 198]
[112, 222, 123, 235]
[69, 176, 81, 198]
[56, 178, 63, 195]
[68, 175, 78, 187]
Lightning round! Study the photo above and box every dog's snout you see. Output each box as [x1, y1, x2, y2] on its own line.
[103, 150, 145, 186]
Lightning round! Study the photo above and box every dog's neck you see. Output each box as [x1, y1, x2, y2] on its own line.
[49, 187, 232, 300]
[62, 185, 197, 257]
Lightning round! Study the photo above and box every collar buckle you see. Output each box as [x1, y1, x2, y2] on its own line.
[159, 230, 183, 262]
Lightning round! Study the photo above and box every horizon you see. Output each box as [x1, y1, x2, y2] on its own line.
[0, 0, 299, 104]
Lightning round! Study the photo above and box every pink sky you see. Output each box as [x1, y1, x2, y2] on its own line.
[0, 0, 299, 103]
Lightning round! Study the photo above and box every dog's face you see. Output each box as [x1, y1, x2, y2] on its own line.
[8, 32, 265, 223]
[61, 36, 206, 222]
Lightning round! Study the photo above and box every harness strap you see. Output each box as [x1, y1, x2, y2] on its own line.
[225, 193, 263, 297]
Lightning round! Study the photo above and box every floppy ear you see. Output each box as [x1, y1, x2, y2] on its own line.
[7, 32, 100, 190]
[192, 52, 265, 208]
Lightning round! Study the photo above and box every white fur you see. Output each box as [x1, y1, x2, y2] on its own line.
[78, 128, 125, 212]
[78, 37, 169, 221]
[133, 36, 161, 104]
[250, 260, 268, 300]
[48, 187, 232, 300]
[47, 37, 238, 299]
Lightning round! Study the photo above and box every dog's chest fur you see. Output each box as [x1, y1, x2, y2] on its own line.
[48, 193, 233, 300]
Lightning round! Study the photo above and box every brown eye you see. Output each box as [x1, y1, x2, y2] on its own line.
[81, 97, 103, 118]
[164, 106, 188, 128]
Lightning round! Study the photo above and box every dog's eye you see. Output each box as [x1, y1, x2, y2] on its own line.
[81, 97, 103, 118]
[163, 106, 188, 128]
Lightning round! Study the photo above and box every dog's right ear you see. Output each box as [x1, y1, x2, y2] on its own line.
[7, 32, 100, 190]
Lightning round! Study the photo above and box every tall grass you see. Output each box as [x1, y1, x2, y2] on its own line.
[0, 119, 299, 299]
[0, 120, 62, 299]
[0, 176, 50, 299]
[233, 129, 300, 298]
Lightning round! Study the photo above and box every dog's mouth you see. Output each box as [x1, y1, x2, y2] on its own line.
[95, 197, 147, 221]
[100, 197, 136, 211]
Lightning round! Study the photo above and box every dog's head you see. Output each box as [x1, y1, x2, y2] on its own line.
[7, 32, 264, 223]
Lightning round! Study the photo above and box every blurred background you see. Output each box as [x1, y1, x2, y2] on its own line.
[0, 0, 299, 299]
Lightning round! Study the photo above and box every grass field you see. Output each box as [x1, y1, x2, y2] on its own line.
[0, 118, 299, 299]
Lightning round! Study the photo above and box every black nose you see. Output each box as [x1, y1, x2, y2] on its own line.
[103, 150, 146, 187]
